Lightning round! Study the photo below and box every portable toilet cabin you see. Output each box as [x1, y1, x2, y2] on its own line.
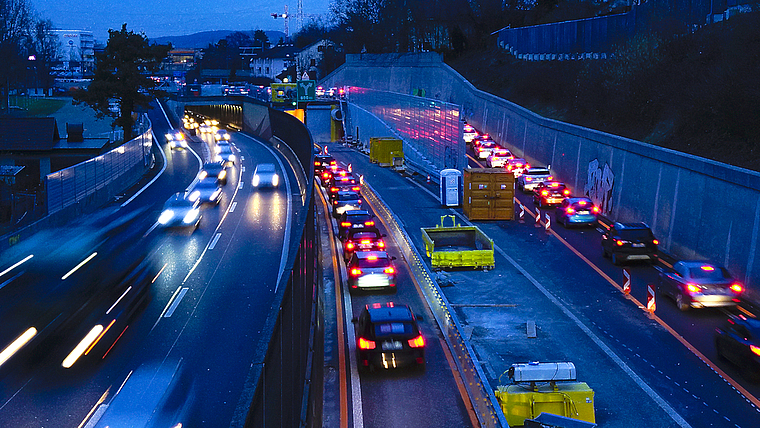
[440, 169, 463, 207]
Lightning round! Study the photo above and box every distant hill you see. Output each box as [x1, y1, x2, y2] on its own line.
[151, 30, 287, 49]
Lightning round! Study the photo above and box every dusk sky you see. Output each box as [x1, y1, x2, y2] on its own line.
[30, 0, 333, 42]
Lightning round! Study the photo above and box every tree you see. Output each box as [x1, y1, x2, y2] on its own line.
[253, 29, 270, 49]
[0, 0, 34, 112]
[73, 24, 170, 141]
[30, 19, 58, 95]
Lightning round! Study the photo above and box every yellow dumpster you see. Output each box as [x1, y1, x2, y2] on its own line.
[369, 138, 403, 167]
[495, 382, 595, 427]
[421, 215, 494, 270]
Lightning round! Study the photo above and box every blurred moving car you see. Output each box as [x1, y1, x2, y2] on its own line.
[476, 141, 499, 159]
[601, 222, 658, 265]
[715, 315, 760, 380]
[158, 192, 201, 229]
[486, 148, 512, 168]
[343, 228, 386, 260]
[215, 145, 236, 166]
[337, 210, 376, 240]
[506, 158, 529, 177]
[188, 180, 222, 205]
[658, 261, 743, 311]
[352, 302, 425, 371]
[314, 154, 336, 176]
[215, 139, 231, 154]
[555, 197, 600, 227]
[198, 162, 228, 185]
[517, 167, 552, 193]
[532, 181, 570, 208]
[252, 163, 279, 188]
[165, 131, 187, 150]
[346, 251, 397, 293]
[463, 124, 478, 143]
[328, 175, 360, 201]
[214, 129, 231, 141]
[332, 191, 363, 217]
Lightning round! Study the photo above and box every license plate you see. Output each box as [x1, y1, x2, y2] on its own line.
[359, 244, 372, 249]
[577, 211, 590, 215]
[382, 341, 403, 350]
[628, 254, 650, 260]
[352, 224, 362, 228]
[632, 243, 645, 248]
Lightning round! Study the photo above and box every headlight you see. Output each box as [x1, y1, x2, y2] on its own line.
[215, 146, 221, 154]
[229, 154, 236, 161]
[272, 174, 279, 186]
[198, 171, 208, 179]
[215, 155, 222, 162]
[183, 209, 200, 224]
[218, 170, 227, 180]
[211, 189, 221, 200]
[165, 133, 173, 141]
[224, 134, 230, 140]
[252, 175, 260, 187]
[158, 210, 174, 224]
[189, 191, 200, 202]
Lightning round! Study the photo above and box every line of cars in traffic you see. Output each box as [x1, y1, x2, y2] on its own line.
[314, 151, 426, 372]
[464, 123, 758, 379]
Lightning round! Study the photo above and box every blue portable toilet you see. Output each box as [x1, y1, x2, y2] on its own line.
[440, 169, 463, 207]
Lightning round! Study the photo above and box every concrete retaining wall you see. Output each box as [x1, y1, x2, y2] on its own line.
[321, 53, 760, 288]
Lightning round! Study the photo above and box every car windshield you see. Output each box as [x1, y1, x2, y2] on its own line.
[256, 164, 275, 173]
[195, 180, 219, 189]
[219, 146, 233, 154]
[687, 266, 730, 280]
[618, 229, 652, 240]
[374, 322, 413, 337]
[203, 165, 223, 175]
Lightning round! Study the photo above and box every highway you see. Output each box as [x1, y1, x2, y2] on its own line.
[323, 141, 760, 428]
[0, 103, 297, 427]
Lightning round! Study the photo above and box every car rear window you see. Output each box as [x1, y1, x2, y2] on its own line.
[375, 322, 413, 337]
[339, 193, 360, 201]
[618, 229, 652, 240]
[346, 213, 371, 222]
[687, 266, 730, 280]
[357, 257, 390, 268]
[351, 232, 378, 239]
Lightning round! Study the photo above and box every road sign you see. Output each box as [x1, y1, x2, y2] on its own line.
[647, 284, 656, 313]
[297, 80, 316, 101]
[623, 268, 631, 295]
[271, 83, 297, 103]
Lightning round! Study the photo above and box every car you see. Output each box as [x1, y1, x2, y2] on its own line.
[352, 302, 425, 371]
[188, 179, 222, 205]
[469, 134, 492, 149]
[214, 129, 231, 141]
[165, 131, 187, 150]
[506, 158, 529, 177]
[198, 123, 211, 134]
[327, 169, 355, 188]
[158, 192, 201, 229]
[328, 175, 360, 201]
[343, 228, 386, 261]
[252, 163, 279, 188]
[658, 261, 743, 311]
[215, 139, 231, 154]
[198, 162, 228, 185]
[215, 145, 236, 166]
[476, 141, 499, 159]
[346, 251, 397, 293]
[715, 315, 760, 380]
[337, 210, 376, 240]
[316, 86, 326, 97]
[486, 148, 513, 168]
[332, 191, 363, 217]
[532, 181, 570, 207]
[320, 164, 342, 187]
[517, 167, 553, 193]
[555, 197, 600, 227]
[314, 154, 336, 176]
[463, 124, 478, 143]
[601, 222, 658, 265]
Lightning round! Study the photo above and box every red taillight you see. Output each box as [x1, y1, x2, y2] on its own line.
[592, 206, 600, 213]
[361, 239, 371, 244]
[358, 337, 375, 349]
[541, 190, 549, 196]
[615, 240, 624, 246]
[730, 283, 744, 294]
[330, 187, 339, 193]
[322, 172, 330, 179]
[652, 239, 659, 245]
[341, 222, 351, 227]
[384, 267, 395, 274]
[563, 189, 570, 195]
[548, 176, 553, 180]
[330, 160, 336, 165]
[333, 200, 338, 205]
[358, 199, 363, 204]
[314, 161, 320, 166]
[408, 335, 425, 348]
[352, 186, 361, 191]
[686, 283, 701, 294]
[526, 177, 532, 181]
[751, 345, 760, 356]
[365, 220, 375, 226]
[566, 207, 575, 214]
[350, 267, 362, 276]
[346, 242, 355, 250]
[378, 240, 385, 248]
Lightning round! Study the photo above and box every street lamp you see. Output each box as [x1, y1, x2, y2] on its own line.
[27, 55, 37, 95]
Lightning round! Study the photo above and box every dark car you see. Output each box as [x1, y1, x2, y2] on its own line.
[715, 315, 760, 381]
[337, 210, 376, 240]
[314, 154, 336, 175]
[327, 169, 357, 189]
[332, 191, 363, 218]
[555, 197, 600, 227]
[343, 228, 386, 260]
[198, 162, 228, 185]
[532, 181, 570, 208]
[328, 177, 361, 201]
[658, 261, 743, 311]
[346, 251, 397, 293]
[352, 302, 425, 372]
[601, 222, 658, 265]
[320, 165, 342, 187]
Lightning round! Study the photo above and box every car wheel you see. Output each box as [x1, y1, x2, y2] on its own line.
[676, 293, 690, 311]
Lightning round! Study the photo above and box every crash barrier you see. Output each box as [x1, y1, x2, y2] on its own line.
[45, 115, 153, 216]
[362, 180, 508, 427]
[241, 105, 321, 428]
[321, 51, 760, 296]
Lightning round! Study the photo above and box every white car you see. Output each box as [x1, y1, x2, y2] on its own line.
[215, 145, 236, 166]
[252, 163, 280, 188]
[165, 131, 187, 150]
[214, 130, 231, 141]
[486, 148, 512, 168]
[517, 167, 553, 193]
[158, 193, 201, 229]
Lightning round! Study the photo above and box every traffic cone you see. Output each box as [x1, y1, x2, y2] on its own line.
[426, 175, 431, 184]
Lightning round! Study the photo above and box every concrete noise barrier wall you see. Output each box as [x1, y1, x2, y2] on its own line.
[322, 52, 760, 291]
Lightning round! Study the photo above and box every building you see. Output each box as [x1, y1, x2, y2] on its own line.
[246, 43, 298, 82]
[295, 39, 336, 81]
[50, 30, 95, 74]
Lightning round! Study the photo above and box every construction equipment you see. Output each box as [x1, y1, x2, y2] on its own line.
[369, 137, 403, 167]
[421, 215, 494, 270]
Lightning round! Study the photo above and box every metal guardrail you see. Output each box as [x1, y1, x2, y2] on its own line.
[361, 180, 508, 428]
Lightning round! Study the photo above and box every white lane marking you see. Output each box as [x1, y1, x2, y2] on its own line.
[0, 254, 33, 279]
[61, 252, 98, 280]
[239, 134, 293, 291]
[143, 221, 160, 238]
[209, 233, 222, 250]
[241, 156, 245, 161]
[450, 208, 693, 428]
[341, 248, 364, 428]
[238, 181, 244, 189]
[242, 166, 246, 172]
[230, 201, 238, 213]
[164, 287, 188, 317]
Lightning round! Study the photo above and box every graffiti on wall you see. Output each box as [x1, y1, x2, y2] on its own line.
[584, 159, 615, 213]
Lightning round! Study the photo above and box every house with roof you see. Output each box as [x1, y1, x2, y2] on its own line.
[245, 43, 299, 82]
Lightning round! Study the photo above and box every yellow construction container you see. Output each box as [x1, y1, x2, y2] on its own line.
[369, 138, 403, 167]
[463, 168, 515, 220]
[421, 215, 495, 269]
[495, 382, 595, 427]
